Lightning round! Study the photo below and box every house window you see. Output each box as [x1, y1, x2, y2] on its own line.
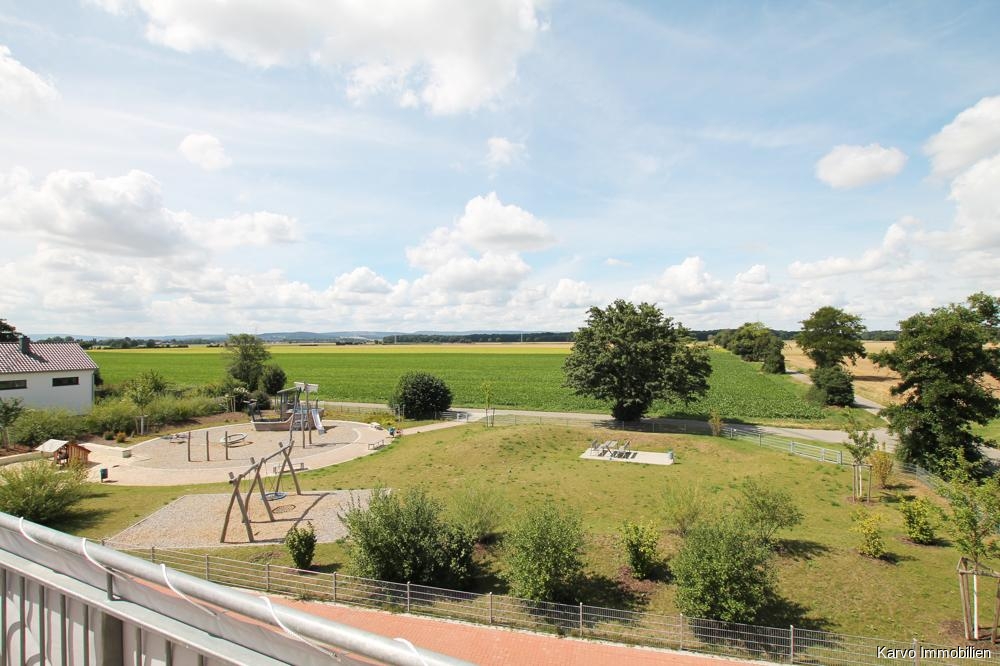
[0, 379, 27, 390]
[53, 377, 80, 387]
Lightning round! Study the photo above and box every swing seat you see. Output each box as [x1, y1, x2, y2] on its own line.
[264, 491, 287, 501]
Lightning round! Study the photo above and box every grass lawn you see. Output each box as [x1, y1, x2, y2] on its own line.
[64, 423, 982, 643]
[89, 346, 876, 428]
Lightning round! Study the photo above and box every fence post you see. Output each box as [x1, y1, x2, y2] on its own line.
[333, 572, 337, 602]
[150, 546, 156, 564]
[759, 433, 762, 446]
[579, 602, 584, 636]
[789, 624, 795, 663]
[913, 638, 919, 666]
[789, 441, 794, 454]
[406, 582, 411, 613]
[679, 613, 685, 650]
[205, 554, 210, 581]
[489, 592, 493, 624]
[265, 563, 271, 593]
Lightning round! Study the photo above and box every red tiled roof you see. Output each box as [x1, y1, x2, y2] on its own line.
[0, 343, 99, 374]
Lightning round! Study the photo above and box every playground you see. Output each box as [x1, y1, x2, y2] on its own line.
[84, 419, 391, 486]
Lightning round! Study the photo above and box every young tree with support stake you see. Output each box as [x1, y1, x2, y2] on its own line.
[563, 300, 711, 421]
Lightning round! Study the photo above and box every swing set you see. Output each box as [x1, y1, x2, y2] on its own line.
[219, 441, 303, 543]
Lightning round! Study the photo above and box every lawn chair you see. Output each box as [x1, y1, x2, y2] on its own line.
[598, 441, 612, 457]
[588, 439, 600, 453]
[619, 441, 631, 459]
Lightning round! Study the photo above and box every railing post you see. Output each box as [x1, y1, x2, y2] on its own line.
[265, 563, 271, 593]
[488, 592, 493, 624]
[679, 613, 685, 650]
[205, 554, 210, 581]
[406, 582, 411, 613]
[150, 546, 156, 564]
[333, 572, 337, 602]
[913, 638, 920, 666]
[579, 602, 584, 636]
[789, 624, 795, 663]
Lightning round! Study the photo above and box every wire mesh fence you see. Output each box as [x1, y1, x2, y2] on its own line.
[119, 547, 999, 666]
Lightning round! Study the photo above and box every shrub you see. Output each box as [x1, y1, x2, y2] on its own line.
[341, 486, 474, 587]
[808, 366, 854, 406]
[448, 482, 505, 543]
[260, 364, 287, 395]
[869, 448, 895, 488]
[761, 338, 786, 374]
[708, 410, 724, 437]
[502, 504, 584, 602]
[898, 497, 939, 545]
[85, 399, 137, 435]
[115, 431, 127, 443]
[851, 509, 886, 558]
[388, 372, 453, 420]
[619, 520, 660, 579]
[284, 522, 317, 569]
[662, 482, 712, 536]
[10, 409, 86, 447]
[0, 460, 88, 524]
[0, 397, 25, 447]
[735, 477, 803, 547]
[672, 518, 775, 623]
[147, 395, 223, 426]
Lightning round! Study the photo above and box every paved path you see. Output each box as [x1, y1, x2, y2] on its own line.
[280, 598, 757, 666]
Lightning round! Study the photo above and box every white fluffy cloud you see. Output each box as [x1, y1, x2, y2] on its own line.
[631, 256, 723, 306]
[454, 192, 554, 252]
[925, 96, 1000, 178]
[0, 45, 59, 113]
[815, 143, 907, 189]
[178, 133, 232, 170]
[99, 1, 543, 115]
[946, 152, 1000, 249]
[788, 219, 914, 279]
[549, 278, 593, 308]
[486, 136, 525, 168]
[0, 167, 299, 256]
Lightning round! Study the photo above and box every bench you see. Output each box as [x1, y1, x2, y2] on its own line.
[272, 461, 306, 474]
[368, 439, 387, 450]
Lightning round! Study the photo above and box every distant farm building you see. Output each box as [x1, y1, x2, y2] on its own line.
[0, 338, 99, 412]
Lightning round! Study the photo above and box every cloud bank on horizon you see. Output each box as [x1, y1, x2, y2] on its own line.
[1, 2, 1000, 336]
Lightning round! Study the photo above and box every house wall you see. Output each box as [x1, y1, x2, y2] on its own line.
[0, 370, 95, 412]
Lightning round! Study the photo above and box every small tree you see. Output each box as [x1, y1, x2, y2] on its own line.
[260, 363, 287, 396]
[808, 365, 854, 406]
[844, 416, 877, 501]
[124, 371, 163, 435]
[225, 334, 271, 390]
[868, 447, 894, 489]
[618, 520, 660, 580]
[735, 477, 803, 547]
[388, 372, 453, 420]
[0, 397, 25, 447]
[0, 460, 88, 524]
[708, 410, 724, 437]
[672, 518, 775, 623]
[502, 504, 584, 602]
[851, 509, 886, 559]
[284, 522, 317, 570]
[761, 337, 787, 374]
[898, 498, 939, 545]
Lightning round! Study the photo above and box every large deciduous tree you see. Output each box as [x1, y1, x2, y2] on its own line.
[563, 300, 711, 421]
[0, 319, 18, 343]
[872, 294, 1000, 471]
[797, 306, 866, 369]
[224, 334, 271, 390]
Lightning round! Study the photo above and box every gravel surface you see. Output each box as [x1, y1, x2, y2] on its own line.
[107, 489, 372, 548]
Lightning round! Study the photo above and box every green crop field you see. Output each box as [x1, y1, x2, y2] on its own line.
[89, 345, 855, 425]
[66, 424, 973, 643]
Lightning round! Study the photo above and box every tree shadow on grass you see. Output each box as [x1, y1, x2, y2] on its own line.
[756, 595, 832, 631]
[48, 506, 114, 534]
[776, 539, 830, 561]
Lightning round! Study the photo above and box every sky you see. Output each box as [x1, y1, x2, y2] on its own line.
[2, 1, 1000, 337]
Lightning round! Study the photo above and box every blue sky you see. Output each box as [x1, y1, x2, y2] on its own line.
[2, 1, 1000, 336]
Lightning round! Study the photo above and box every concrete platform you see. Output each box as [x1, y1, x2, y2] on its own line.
[579, 449, 675, 465]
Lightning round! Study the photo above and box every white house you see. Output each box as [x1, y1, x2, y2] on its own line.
[0, 338, 99, 413]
